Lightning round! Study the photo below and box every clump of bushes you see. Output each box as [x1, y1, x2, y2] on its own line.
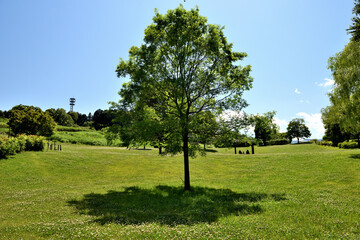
[0, 135, 45, 159]
[338, 141, 358, 149]
[267, 139, 289, 145]
[316, 140, 333, 147]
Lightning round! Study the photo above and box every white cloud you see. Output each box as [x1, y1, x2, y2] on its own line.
[295, 88, 302, 94]
[219, 110, 245, 120]
[316, 78, 334, 87]
[274, 117, 288, 132]
[296, 112, 325, 139]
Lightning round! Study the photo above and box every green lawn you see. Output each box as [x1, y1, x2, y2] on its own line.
[0, 144, 359, 239]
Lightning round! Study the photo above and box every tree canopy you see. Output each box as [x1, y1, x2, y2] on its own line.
[287, 118, 311, 144]
[348, 0, 360, 41]
[8, 105, 56, 136]
[251, 111, 278, 146]
[115, 5, 252, 190]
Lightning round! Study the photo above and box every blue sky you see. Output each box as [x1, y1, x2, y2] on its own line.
[0, 0, 354, 138]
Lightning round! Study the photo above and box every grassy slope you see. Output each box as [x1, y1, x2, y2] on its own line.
[0, 144, 359, 239]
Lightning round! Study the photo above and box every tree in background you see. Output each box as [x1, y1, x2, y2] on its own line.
[92, 109, 116, 130]
[76, 113, 88, 126]
[192, 111, 218, 150]
[287, 118, 311, 144]
[348, 0, 360, 41]
[251, 111, 278, 146]
[321, 105, 351, 146]
[68, 111, 78, 124]
[8, 105, 56, 136]
[116, 6, 252, 190]
[46, 108, 74, 126]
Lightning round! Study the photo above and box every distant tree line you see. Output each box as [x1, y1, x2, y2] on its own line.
[0, 105, 118, 137]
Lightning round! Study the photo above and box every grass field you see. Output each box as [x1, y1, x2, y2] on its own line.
[0, 143, 359, 239]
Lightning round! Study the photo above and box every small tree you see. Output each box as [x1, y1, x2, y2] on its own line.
[251, 111, 277, 146]
[9, 105, 56, 136]
[46, 108, 74, 126]
[287, 118, 311, 143]
[116, 5, 253, 190]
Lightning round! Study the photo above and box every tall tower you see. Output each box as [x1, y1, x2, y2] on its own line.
[69, 98, 76, 112]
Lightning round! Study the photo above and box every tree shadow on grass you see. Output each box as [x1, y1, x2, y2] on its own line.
[205, 149, 218, 152]
[349, 154, 360, 159]
[68, 185, 286, 226]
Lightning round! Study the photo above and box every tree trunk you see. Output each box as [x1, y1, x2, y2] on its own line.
[251, 144, 255, 154]
[159, 146, 162, 155]
[297, 137, 300, 144]
[234, 146, 237, 154]
[204, 143, 206, 150]
[183, 132, 190, 191]
[357, 134, 360, 149]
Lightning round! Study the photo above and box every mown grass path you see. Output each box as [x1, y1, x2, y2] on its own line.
[0, 144, 359, 239]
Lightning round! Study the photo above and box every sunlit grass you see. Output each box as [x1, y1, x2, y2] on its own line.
[0, 143, 359, 239]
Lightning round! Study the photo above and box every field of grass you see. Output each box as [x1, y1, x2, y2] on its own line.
[48, 126, 122, 146]
[0, 143, 359, 239]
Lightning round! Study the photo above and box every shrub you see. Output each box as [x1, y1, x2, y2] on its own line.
[317, 140, 333, 147]
[0, 135, 45, 159]
[268, 139, 289, 145]
[338, 141, 358, 149]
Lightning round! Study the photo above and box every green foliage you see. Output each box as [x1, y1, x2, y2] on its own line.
[251, 111, 278, 145]
[56, 125, 90, 132]
[338, 140, 358, 149]
[287, 118, 311, 143]
[0, 135, 45, 158]
[8, 105, 56, 136]
[347, 0, 360, 41]
[326, 41, 360, 138]
[316, 140, 333, 147]
[115, 5, 252, 190]
[46, 108, 74, 127]
[68, 111, 78, 123]
[92, 109, 116, 130]
[267, 139, 289, 146]
[48, 131, 109, 146]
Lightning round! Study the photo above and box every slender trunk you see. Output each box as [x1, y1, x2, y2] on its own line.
[297, 137, 300, 144]
[358, 134, 360, 149]
[204, 143, 206, 150]
[251, 144, 255, 154]
[183, 132, 190, 191]
[159, 146, 162, 155]
[234, 146, 237, 154]
[144, 144, 145, 150]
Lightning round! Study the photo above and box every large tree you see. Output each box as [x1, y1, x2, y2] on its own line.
[116, 6, 252, 190]
[9, 105, 56, 136]
[326, 40, 360, 146]
[287, 118, 311, 144]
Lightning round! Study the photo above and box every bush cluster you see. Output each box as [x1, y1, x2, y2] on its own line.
[316, 140, 333, 147]
[338, 141, 358, 149]
[0, 135, 45, 158]
[267, 139, 289, 145]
